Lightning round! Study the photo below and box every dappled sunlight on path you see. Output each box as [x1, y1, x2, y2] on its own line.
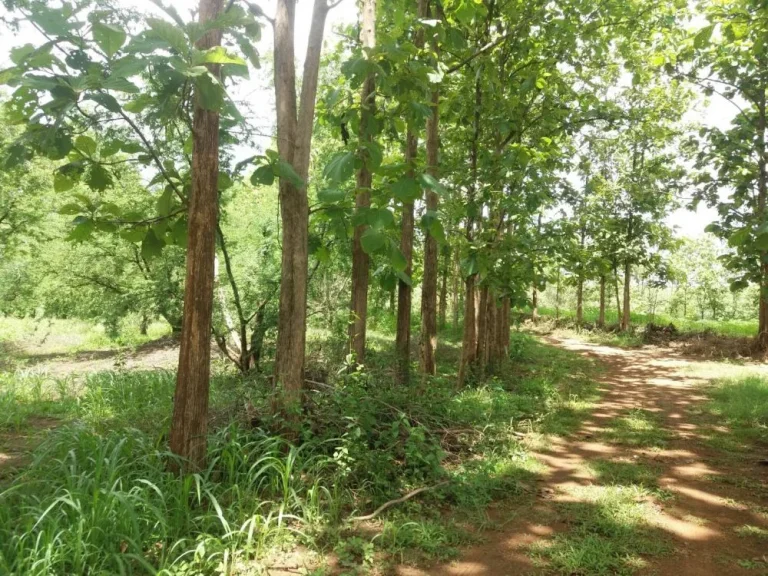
[397, 336, 768, 576]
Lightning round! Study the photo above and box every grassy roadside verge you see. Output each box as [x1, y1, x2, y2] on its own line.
[0, 331, 600, 575]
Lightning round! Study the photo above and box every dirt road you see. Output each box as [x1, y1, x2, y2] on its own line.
[399, 337, 768, 576]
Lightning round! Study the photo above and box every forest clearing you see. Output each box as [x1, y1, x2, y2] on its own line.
[1, 0, 768, 574]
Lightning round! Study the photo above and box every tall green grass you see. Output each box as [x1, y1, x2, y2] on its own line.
[0, 332, 600, 573]
[532, 306, 757, 338]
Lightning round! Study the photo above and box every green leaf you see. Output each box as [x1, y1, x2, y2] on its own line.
[317, 189, 345, 203]
[68, 217, 95, 242]
[102, 76, 140, 93]
[194, 72, 224, 111]
[75, 135, 98, 156]
[92, 22, 126, 58]
[156, 187, 173, 215]
[0, 67, 19, 85]
[146, 18, 189, 54]
[274, 160, 304, 188]
[171, 218, 188, 248]
[194, 46, 247, 66]
[390, 177, 420, 203]
[390, 244, 407, 272]
[85, 164, 113, 191]
[428, 218, 446, 243]
[250, 165, 275, 186]
[419, 173, 447, 195]
[218, 172, 233, 190]
[368, 207, 394, 229]
[86, 92, 122, 113]
[101, 140, 122, 157]
[324, 151, 355, 184]
[361, 141, 383, 171]
[728, 228, 749, 247]
[694, 24, 715, 50]
[58, 202, 82, 215]
[110, 55, 147, 78]
[361, 228, 386, 254]
[396, 270, 412, 286]
[141, 228, 165, 260]
[54, 172, 75, 192]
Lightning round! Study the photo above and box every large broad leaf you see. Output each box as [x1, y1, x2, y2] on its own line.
[419, 173, 448, 196]
[194, 46, 247, 66]
[728, 227, 749, 247]
[75, 135, 97, 156]
[146, 18, 189, 54]
[92, 22, 126, 58]
[250, 165, 275, 186]
[0, 67, 19, 85]
[390, 177, 420, 203]
[194, 72, 224, 111]
[68, 217, 95, 242]
[54, 172, 75, 192]
[274, 160, 304, 188]
[361, 228, 386, 254]
[141, 228, 165, 260]
[110, 55, 147, 78]
[317, 188, 345, 203]
[390, 244, 407, 272]
[324, 151, 356, 184]
[368, 207, 394, 229]
[85, 163, 113, 191]
[361, 141, 383, 171]
[86, 92, 122, 113]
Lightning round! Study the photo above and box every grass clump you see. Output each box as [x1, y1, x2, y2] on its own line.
[0, 331, 601, 574]
[529, 485, 669, 575]
[734, 525, 768, 539]
[600, 409, 669, 448]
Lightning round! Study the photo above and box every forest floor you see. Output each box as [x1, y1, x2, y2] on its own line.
[398, 336, 768, 576]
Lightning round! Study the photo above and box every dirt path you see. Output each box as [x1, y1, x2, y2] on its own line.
[398, 336, 768, 576]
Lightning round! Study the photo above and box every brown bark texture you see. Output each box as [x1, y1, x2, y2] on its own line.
[169, 0, 223, 470]
[420, 86, 440, 375]
[396, 130, 417, 381]
[349, 0, 376, 363]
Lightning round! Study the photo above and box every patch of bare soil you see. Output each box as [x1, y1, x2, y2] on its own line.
[17, 336, 185, 376]
[397, 337, 768, 576]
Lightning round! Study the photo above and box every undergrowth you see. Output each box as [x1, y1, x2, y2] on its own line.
[0, 331, 599, 574]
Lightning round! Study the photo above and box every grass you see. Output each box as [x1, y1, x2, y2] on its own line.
[599, 409, 670, 448]
[735, 525, 768, 540]
[0, 330, 601, 574]
[529, 484, 670, 576]
[695, 375, 768, 452]
[532, 306, 757, 339]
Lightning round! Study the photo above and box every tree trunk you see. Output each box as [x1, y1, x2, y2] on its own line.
[349, 0, 376, 364]
[139, 313, 148, 336]
[475, 285, 488, 375]
[169, 0, 223, 470]
[757, 91, 768, 349]
[613, 264, 621, 320]
[451, 245, 460, 332]
[501, 297, 510, 357]
[555, 268, 561, 320]
[531, 287, 538, 321]
[576, 276, 584, 326]
[458, 78, 481, 387]
[598, 274, 606, 328]
[420, 83, 440, 375]
[439, 246, 449, 329]
[273, 0, 331, 415]
[621, 261, 631, 331]
[395, 130, 417, 382]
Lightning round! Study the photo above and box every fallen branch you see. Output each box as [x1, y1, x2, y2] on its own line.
[348, 480, 450, 522]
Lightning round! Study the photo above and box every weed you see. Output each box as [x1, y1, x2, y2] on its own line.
[529, 485, 670, 575]
[735, 525, 768, 539]
[600, 409, 669, 448]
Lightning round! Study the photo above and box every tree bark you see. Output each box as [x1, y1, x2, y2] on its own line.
[613, 264, 621, 320]
[349, 0, 376, 364]
[439, 245, 449, 329]
[273, 0, 331, 415]
[169, 0, 223, 470]
[598, 274, 606, 328]
[621, 261, 631, 331]
[531, 287, 538, 321]
[420, 85, 440, 376]
[457, 78, 481, 387]
[396, 129, 417, 382]
[451, 245, 460, 331]
[475, 285, 489, 375]
[757, 91, 768, 349]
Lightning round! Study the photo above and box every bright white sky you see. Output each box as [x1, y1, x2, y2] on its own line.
[0, 0, 742, 239]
